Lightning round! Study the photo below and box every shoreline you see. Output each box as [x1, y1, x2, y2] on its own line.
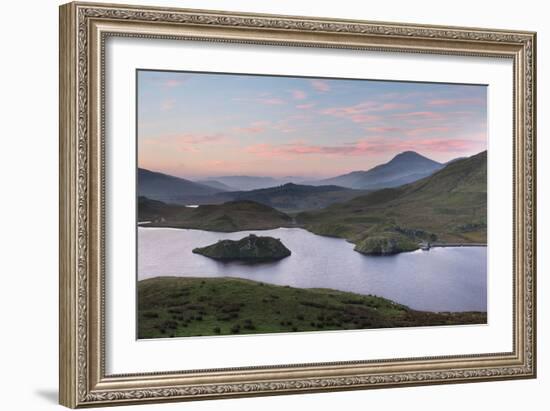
[138, 223, 487, 251]
[138, 223, 303, 234]
[428, 242, 487, 248]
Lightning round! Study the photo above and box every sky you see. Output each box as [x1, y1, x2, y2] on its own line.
[137, 70, 487, 179]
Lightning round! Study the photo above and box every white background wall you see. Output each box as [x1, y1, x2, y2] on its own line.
[0, 0, 546, 409]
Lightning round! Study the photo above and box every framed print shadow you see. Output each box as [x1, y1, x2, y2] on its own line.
[59, 2, 537, 408]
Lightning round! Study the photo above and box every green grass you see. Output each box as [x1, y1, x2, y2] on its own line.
[138, 277, 487, 339]
[139, 199, 293, 232]
[226, 183, 370, 213]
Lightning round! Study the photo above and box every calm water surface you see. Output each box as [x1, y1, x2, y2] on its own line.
[138, 227, 487, 312]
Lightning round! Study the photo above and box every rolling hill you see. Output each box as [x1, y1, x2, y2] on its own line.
[212, 183, 369, 212]
[138, 168, 221, 203]
[194, 180, 235, 191]
[138, 277, 486, 338]
[297, 151, 487, 255]
[138, 198, 293, 232]
[315, 151, 444, 190]
[139, 167, 369, 211]
[205, 176, 282, 191]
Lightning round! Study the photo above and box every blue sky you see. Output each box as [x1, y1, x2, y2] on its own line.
[137, 70, 487, 179]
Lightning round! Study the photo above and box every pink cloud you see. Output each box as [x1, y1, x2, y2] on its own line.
[245, 137, 484, 158]
[296, 103, 316, 110]
[232, 96, 286, 105]
[427, 97, 485, 107]
[148, 76, 188, 88]
[142, 133, 228, 153]
[206, 159, 232, 167]
[246, 143, 349, 156]
[392, 111, 446, 120]
[405, 126, 452, 137]
[377, 103, 413, 111]
[310, 79, 331, 92]
[349, 114, 381, 124]
[170, 133, 226, 145]
[322, 103, 370, 117]
[233, 121, 270, 134]
[323, 102, 410, 115]
[380, 91, 432, 101]
[366, 126, 402, 133]
[290, 89, 307, 100]
[391, 110, 480, 127]
[365, 126, 455, 137]
[271, 123, 296, 133]
[162, 79, 185, 88]
[269, 115, 311, 134]
[322, 101, 412, 124]
[287, 113, 309, 120]
[258, 98, 285, 105]
[385, 138, 483, 153]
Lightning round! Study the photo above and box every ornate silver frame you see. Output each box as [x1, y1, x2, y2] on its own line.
[59, 2, 536, 408]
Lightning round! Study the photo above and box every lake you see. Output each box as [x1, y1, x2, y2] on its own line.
[138, 227, 487, 312]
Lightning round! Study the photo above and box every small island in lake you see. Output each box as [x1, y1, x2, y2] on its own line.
[192, 234, 291, 262]
[353, 236, 418, 256]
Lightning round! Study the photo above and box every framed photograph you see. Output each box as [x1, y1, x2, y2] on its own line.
[59, 2, 537, 408]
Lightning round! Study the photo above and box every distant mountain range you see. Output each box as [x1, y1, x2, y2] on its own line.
[203, 175, 312, 191]
[138, 151, 466, 209]
[138, 168, 219, 203]
[194, 179, 235, 191]
[297, 151, 487, 254]
[137, 169, 364, 210]
[200, 176, 283, 191]
[313, 151, 445, 190]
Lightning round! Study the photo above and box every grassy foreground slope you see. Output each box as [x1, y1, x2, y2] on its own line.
[296, 151, 487, 254]
[139, 198, 293, 232]
[138, 277, 487, 338]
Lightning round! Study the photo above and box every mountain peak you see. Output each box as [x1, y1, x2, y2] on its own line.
[389, 151, 442, 166]
[392, 151, 425, 160]
[317, 151, 443, 189]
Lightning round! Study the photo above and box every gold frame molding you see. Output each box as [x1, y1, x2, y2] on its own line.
[59, 1, 537, 408]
